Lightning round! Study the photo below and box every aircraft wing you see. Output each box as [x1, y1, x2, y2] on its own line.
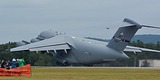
[11, 35, 70, 52]
[124, 46, 160, 53]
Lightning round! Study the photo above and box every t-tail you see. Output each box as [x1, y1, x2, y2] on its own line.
[107, 18, 142, 51]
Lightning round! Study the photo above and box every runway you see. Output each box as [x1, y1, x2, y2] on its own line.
[31, 66, 160, 70]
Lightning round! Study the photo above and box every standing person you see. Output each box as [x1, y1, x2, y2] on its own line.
[11, 58, 17, 68]
[16, 59, 19, 67]
[18, 58, 25, 67]
[1, 60, 6, 68]
[6, 59, 11, 69]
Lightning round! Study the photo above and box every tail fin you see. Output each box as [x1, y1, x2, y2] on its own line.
[107, 18, 142, 51]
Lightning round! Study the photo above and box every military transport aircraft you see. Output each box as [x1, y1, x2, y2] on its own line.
[11, 18, 160, 66]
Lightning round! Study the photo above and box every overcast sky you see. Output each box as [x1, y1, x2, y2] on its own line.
[0, 0, 160, 44]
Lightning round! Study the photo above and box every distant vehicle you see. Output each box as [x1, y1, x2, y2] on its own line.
[11, 18, 160, 66]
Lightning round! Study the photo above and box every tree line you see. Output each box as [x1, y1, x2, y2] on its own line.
[0, 40, 160, 66]
[0, 42, 55, 66]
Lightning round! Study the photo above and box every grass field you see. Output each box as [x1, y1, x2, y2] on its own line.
[0, 67, 160, 80]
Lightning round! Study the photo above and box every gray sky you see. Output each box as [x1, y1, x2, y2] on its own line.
[0, 0, 160, 44]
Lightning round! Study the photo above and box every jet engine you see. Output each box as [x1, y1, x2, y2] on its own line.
[16, 40, 30, 47]
[15, 30, 59, 47]
[30, 38, 40, 43]
[16, 41, 26, 47]
[37, 30, 58, 40]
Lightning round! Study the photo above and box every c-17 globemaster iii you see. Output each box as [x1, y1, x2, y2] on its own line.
[11, 18, 160, 66]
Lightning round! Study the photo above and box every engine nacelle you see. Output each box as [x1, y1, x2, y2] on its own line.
[37, 30, 58, 40]
[16, 31, 59, 46]
[30, 38, 40, 43]
[16, 40, 30, 47]
[16, 41, 28, 47]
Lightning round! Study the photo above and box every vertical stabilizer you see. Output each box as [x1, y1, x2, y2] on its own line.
[107, 18, 142, 51]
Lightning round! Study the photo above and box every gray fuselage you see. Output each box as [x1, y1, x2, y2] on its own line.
[52, 36, 129, 65]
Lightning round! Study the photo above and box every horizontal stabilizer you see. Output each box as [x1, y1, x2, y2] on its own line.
[123, 18, 141, 26]
[124, 18, 160, 29]
[125, 46, 160, 53]
[142, 25, 160, 29]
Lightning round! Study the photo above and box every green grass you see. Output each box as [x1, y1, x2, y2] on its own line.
[0, 67, 160, 80]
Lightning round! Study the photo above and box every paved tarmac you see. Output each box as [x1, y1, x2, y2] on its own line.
[31, 66, 160, 70]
